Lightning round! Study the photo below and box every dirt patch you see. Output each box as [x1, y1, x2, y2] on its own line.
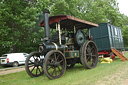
[0, 67, 25, 75]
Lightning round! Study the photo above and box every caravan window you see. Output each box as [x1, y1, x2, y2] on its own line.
[114, 27, 117, 35]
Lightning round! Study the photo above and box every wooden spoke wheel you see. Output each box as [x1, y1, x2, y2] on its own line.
[43, 50, 66, 79]
[25, 51, 44, 77]
[80, 41, 98, 69]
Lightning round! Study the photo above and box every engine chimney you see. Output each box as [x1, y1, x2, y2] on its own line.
[43, 9, 50, 40]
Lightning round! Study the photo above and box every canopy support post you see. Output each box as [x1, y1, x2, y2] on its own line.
[58, 22, 61, 45]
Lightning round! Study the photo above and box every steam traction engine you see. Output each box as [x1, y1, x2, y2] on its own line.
[25, 9, 99, 79]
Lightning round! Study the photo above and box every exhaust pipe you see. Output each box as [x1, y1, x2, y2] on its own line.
[43, 9, 50, 40]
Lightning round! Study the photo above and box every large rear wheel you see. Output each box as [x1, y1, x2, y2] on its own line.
[80, 41, 98, 69]
[25, 51, 44, 77]
[43, 50, 66, 79]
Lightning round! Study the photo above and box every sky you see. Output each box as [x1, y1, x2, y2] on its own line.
[117, 0, 128, 16]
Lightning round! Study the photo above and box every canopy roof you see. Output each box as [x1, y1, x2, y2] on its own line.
[40, 15, 98, 29]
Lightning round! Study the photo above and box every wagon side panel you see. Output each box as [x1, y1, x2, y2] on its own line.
[91, 23, 124, 52]
[90, 23, 110, 51]
[108, 23, 124, 50]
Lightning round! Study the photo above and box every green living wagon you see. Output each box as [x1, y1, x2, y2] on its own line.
[90, 23, 124, 59]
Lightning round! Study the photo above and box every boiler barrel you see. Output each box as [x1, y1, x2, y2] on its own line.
[39, 42, 67, 53]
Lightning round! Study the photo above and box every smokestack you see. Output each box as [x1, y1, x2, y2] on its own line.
[43, 9, 50, 40]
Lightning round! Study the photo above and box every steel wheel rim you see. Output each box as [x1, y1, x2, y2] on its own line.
[44, 50, 66, 79]
[25, 52, 44, 77]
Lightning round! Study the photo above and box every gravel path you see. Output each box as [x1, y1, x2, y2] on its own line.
[0, 66, 25, 75]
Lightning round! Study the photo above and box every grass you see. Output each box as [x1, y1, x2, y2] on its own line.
[0, 65, 3, 69]
[0, 53, 128, 85]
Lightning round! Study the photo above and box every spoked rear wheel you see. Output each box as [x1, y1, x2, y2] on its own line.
[43, 50, 66, 79]
[25, 51, 44, 77]
[80, 41, 98, 69]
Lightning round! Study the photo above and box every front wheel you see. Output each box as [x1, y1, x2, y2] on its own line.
[43, 50, 66, 79]
[25, 51, 44, 77]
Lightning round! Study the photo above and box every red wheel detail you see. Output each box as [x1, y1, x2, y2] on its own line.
[111, 53, 115, 60]
[110, 52, 115, 60]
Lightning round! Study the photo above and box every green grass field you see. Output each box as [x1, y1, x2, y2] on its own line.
[0, 65, 3, 69]
[0, 53, 128, 85]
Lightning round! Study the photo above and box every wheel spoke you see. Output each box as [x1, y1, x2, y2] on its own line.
[92, 55, 96, 57]
[57, 66, 61, 72]
[89, 61, 93, 65]
[51, 67, 55, 76]
[39, 59, 43, 64]
[87, 45, 91, 52]
[87, 58, 92, 64]
[48, 58, 52, 60]
[90, 47, 94, 52]
[92, 62, 95, 65]
[56, 55, 59, 61]
[37, 66, 41, 73]
[31, 66, 35, 72]
[54, 67, 57, 76]
[60, 65, 63, 69]
[48, 61, 54, 65]
[36, 57, 39, 61]
[48, 66, 52, 70]
[59, 59, 63, 64]
[87, 57, 90, 62]
[29, 60, 34, 64]
[33, 56, 36, 61]
[40, 65, 43, 72]
[39, 65, 43, 70]
[86, 48, 90, 53]
[86, 54, 89, 56]
[36, 67, 38, 75]
[54, 53, 57, 62]
[28, 64, 34, 68]
[40, 65, 43, 69]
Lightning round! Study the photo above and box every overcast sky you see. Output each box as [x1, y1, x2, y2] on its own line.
[117, 0, 128, 16]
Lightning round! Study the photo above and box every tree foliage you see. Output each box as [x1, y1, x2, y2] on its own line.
[0, 0, 41, 55]
[50, 0, 128, 47]
[0, 0, 128, 55]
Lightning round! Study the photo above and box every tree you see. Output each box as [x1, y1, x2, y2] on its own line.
[0, 0, 128, 56]
[0, 0, 39, 55]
